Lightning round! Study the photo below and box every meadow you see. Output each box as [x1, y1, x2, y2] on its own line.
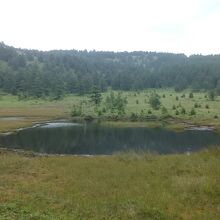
[0, 89, 220, 132]
[0, 148, 220, 219]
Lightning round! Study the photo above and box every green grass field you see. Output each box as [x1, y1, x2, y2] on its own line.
[0, 148, 220, 220]
[0, 89, 220, 132]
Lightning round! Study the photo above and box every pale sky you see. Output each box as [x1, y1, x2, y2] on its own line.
[1, 0, 220, 55]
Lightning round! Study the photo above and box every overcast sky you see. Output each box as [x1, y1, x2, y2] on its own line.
[1, 0, 220, 55]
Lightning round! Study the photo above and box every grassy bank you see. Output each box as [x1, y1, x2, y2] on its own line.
[0, 94, 71, 133]
[0, 148, 220, 219]
[0, 89, 220, 132]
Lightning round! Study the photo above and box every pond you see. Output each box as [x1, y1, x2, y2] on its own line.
[0, 122, 220, 155]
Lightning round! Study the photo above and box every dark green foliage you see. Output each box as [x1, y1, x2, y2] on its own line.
[189, 92, 194, 98]
[214, 115, 218, 119]
[205, 104, 209, 109]
[180, 108, 186, 114]
[71, 104, 82, 117]
[105, 92, 127, 115]
[161, 106, 168, 115]
[172, 105, 176, 110]
[176, 96, 179, 101]
[90, 86, 102, 106]
[149, 94, 161, 110]
[1, 42, 220, 97]
[84, 115, 94, 122]
[136, 99, 139, 104]
[148, 110, 152, 114]
[130, 112, 139, 121]
[190, 108, 196, 115]
[177, 103, 182, 108]
[194, 103, 199, 108]
[181, 94, 185, 98]
[175, 110, 179, 115]
[18, 92, 28, 101]
[52, 87, 64, 100]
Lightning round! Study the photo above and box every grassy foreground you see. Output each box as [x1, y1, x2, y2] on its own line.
[0, 149, 220, 220]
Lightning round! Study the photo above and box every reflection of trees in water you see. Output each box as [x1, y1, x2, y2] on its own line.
[0, 124, 220, 155]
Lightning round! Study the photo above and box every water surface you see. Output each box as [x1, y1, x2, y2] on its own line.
[0, 122, 220, 155]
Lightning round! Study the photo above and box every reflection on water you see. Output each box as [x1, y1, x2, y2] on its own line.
[40, 122, 81, 128]
[0, 122, 220, 155]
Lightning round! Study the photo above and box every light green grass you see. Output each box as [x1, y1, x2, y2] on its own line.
[1, 89, 220, 119]
[0, 89, 220, 132]
[0, 148, 220, 219]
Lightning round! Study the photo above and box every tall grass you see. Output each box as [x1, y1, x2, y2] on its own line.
[0, 148, 220, 219]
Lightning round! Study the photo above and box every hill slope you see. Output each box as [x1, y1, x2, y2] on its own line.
[0, 42, 220, 97]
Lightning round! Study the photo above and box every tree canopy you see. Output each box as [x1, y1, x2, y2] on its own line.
[0, 42, 220, 98]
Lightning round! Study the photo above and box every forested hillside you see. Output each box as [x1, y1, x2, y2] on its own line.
[0, 42, 220, 98]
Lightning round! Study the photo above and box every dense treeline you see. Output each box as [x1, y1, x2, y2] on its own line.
[0, 42, 220, 98]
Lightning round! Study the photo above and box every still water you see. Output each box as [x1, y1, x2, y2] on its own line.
[0, 122, 220, 155]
